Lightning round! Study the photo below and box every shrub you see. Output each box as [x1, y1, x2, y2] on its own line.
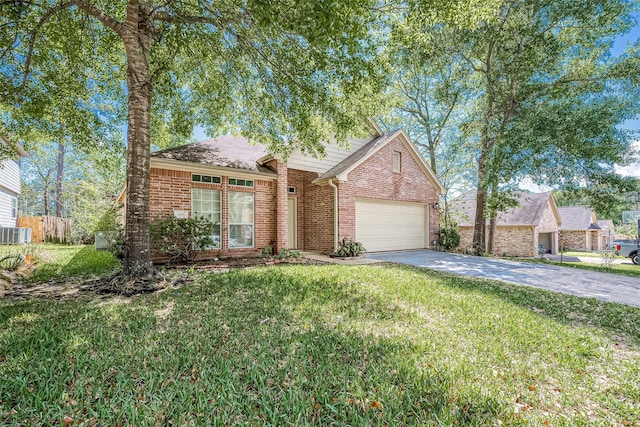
[94, 206, 125, 260]
[150, 216, 216, 263]
[438, 223, 460, 252]
[334, 237, 366, 257]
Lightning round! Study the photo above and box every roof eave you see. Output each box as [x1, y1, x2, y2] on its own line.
[150, 157, 278, 180]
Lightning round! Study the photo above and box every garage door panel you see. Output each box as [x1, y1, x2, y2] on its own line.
[355, 199, 427, 252]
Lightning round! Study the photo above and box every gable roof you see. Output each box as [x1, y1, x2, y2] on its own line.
[451, 191, 560, 227]
[557, 206, 600, 231]
[0, 136, 28, 157]
[150, 135, 276, 177]
[312, 129, 445, 194]
[597, 219, 615, 235]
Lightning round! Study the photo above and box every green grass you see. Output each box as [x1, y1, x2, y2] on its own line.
[0, 244, 119, 283]
[1, 265, 638, 426]
[527, 257, 640, 279]
[560, 251, 625, 259]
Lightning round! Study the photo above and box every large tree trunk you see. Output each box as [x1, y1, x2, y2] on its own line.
[487, 217, 497, 254]
[122, 3, 154, 277]
[55, 139, 65, 217]
[472, 144, 488, 252]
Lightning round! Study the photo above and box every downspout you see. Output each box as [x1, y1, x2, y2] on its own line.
[328, 178, 339, 251]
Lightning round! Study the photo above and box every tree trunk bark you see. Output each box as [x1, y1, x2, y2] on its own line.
[428, 143, 437, 176]
[55, 139, 65, 217]
[122, 2, 154, 277]
[43, 182, 50, 216]
[487, 217, 496, 254]
[472, 136, 489, 252]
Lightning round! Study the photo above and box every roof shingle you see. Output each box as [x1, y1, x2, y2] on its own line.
[450, 191, 557, 227]
[151, 135, 275, 175]
[557, 206, 600, 231]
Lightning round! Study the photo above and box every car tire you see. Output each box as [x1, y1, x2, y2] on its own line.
[632, 253, 639, 265]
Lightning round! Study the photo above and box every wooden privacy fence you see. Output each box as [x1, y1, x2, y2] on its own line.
[18, 216, 73, 244]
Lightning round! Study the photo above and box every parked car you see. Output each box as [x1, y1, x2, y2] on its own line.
[613, 240, 639, 264]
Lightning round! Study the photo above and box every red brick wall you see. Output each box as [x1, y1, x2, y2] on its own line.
[288, 169, 335, 253]
[337, 137, 440, 246]
[265, 159, 289, 252]
[287, 169, 311, 250]
[149, 167, 276, 258]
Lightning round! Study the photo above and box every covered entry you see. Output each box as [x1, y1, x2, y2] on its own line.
[355, 199, 427, 252]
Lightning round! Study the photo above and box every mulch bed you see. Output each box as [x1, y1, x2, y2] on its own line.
[1, 256, 326, 301]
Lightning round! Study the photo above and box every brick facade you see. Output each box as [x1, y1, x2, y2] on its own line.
[287, 169, 335, 253]
[147, 134, 442, 258]
[456, 196, 561, 257]
[336, 138, 440, 246]
[148, 167, 276, 258]
[559, 230, 588, 251]
[458, 225, 537, 257]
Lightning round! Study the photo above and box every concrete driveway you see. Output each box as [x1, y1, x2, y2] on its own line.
[366, 250, 640, 307]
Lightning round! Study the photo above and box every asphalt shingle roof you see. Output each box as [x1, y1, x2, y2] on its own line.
[557, 206, 600, 231]
[151, 135, 275, 175]
[450, 191, 557, 227]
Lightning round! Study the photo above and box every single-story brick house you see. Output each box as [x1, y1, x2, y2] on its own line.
[597, 219, 615, 249]
[119, 122, 445, 257]
[450, 191, 562, 257]
[558, 206, 602, 251]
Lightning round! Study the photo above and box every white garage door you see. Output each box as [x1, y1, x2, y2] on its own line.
[355, 199, 427, 252]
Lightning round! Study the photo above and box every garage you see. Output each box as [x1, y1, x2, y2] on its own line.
[355, 199, 428, 252]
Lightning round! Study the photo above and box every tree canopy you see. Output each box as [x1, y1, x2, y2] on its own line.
[1, 0, 393, 278]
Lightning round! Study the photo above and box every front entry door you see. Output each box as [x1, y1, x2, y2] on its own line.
[287, 198, 297, 249]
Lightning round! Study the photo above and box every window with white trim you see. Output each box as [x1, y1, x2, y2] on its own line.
[192, 174, 221, 184]
[191, 189, 221, 248]
[228, 178, 254, 187]
[11, 197, 17, 219]
[393, 151, 401, 172]
[229, 191, 254, 248]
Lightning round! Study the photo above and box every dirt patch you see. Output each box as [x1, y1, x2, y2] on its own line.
[2, 256, 325, 301]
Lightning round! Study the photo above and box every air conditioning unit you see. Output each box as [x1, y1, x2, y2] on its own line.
[0, 227, 32, 244]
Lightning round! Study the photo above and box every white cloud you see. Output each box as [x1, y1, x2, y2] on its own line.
[518, 177, 553, 193]
[615, 140, 640, 177]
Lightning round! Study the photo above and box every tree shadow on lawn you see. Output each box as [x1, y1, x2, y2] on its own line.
[383, 263, 640, 345]
[0, 267, 507, 426]
[28, 245, 119, 283]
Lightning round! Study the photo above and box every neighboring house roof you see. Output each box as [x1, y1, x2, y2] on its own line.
[450, 191, 561, 227]
[0, 135, 28, 157]
[151, 135, 276, 176]
[312, 129, 446, 194]
[557, 206, 600, 231]
[597, 219, 615, 235]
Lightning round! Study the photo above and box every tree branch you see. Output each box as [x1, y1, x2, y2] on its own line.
[71, 0, 124, 35]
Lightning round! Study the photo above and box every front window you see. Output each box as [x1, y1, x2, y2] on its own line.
[191, 189, 221, 248]
[229, 191, 254, 248]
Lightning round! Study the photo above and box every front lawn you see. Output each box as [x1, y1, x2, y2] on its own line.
[1, 265, 638, 425]
[0, 244, 119, 283]
[530, 257, 640, 279]
[559, 251, 625, 259]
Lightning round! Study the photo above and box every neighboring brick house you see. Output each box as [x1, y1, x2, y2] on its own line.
[119, 123, 445, 257]
[0, 136, 28, 228]
[558, 206, 602, 251]
[450, 192, 562, 257]
[597, 219, 615, 249]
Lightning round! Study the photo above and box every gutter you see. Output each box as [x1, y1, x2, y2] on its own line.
[327, 179, 339, 251]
